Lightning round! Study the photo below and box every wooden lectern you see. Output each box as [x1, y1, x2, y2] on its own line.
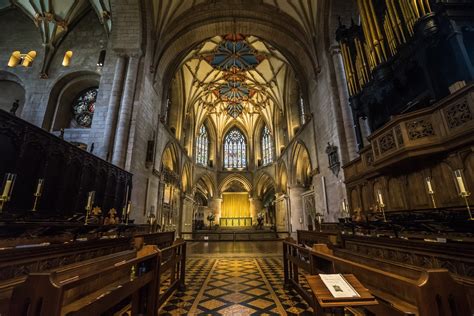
[306, 274, 378, 316]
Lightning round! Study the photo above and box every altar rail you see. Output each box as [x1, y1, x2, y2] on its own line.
[8, 239, 186, 315]
[0, 109, 132, 216]
[219, 217, 252, 227]
[181, 230, 288, 241]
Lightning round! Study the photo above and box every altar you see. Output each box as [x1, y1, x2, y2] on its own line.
[220, 192, 251, 227]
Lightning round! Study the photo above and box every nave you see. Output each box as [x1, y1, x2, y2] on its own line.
[159, 241, 313, 316]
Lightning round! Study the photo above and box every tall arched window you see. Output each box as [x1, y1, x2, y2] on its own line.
[196, 125, 209, 165]
[224, 128, 246, 169]
[261, 125, 273, 165]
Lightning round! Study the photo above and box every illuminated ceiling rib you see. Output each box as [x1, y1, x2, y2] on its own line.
[179, 34, 293, 138]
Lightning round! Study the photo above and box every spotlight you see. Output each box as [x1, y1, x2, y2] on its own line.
[7, 51, 21, 67]
[21, 51, 37, 67]
[97, 50, 106, 67]
[62, 51, 73, 66]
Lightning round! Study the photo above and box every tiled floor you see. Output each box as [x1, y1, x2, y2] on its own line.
[159, 241, 313, 315]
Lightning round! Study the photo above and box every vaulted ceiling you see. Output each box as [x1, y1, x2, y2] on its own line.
[176, 34, 296, 139]
[151, 0, 318, 43]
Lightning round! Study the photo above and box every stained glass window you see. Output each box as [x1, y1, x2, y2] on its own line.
[224, 128, 246, 169]
[72, 87, 97, 127]
[261, 125, 273, 165]
[196, 125, 209, 166]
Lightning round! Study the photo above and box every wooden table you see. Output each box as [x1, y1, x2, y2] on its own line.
[305, 274, 378, 316]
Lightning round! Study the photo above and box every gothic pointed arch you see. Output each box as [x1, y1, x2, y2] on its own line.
[290, 141, 313, 187]
[218, 174, 252, 195]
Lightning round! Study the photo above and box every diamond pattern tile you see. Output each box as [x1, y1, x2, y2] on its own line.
[159, 252, 314, 315]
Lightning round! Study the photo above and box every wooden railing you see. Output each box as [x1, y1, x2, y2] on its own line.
[219, 217, 252, 227]
[181, 230, 287, 241]
[283, 238, 471, 315]
[8, 239, 186, 315]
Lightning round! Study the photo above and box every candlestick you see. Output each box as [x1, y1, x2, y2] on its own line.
[377, 189, 385, 207]
[0, 173, 16, 213]
[126, 201, 131, 225]
[85, 191, 95, 225]
[453, 170, 473, 220]
[454, 170, 468, 195]
[32, 178, 44, 212]
[425, 177, 436, 208]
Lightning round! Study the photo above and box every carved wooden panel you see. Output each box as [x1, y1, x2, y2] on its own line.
[432, 162, 459, 206]
[387, 178, 405, 210]
[444, 99, 473, 129]
[407, 172, 429, 208]
[405, 118, 435, 140]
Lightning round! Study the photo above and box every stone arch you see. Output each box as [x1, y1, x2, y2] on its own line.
[160, 141, 180, 173]
[255, 172, 276, 199]
[218, 174, 252, 195]
[153, 3, 319, 108]
[278, 161, 289, 194]
[290, 141, 313, 187]
[181, 162, 192, 194]
[195, 173, 217, 199]
[0, 71, 25, 115]
[43, 71, 100, 131]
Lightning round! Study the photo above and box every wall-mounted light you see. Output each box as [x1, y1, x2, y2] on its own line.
[21, 51, 37, 67]
[97, 49, 106, 67]
[8, 51, 21, 67]
[62, 50, 73, 67]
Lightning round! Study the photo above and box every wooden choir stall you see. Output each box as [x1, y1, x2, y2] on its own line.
[0, 110, 187, 315]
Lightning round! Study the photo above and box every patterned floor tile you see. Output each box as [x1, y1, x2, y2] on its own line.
[159, 251, 313, 315]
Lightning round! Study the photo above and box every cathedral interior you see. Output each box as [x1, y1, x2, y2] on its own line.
[0, 0, 473, 315]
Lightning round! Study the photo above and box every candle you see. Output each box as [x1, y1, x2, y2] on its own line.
[35, 179, 44, 196]
[2, 180, 12, 198]
[454, 170, 467, 194]
[377, 190, 384, 206]
[425, 177, 434, 194]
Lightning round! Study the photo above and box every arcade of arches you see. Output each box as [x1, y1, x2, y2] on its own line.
[1, 0, 474, 314]
[0, 0, 355, 233]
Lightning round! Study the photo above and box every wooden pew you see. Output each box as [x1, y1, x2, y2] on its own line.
[0, 231, 175, 315]
[283, 238, 471, 316]
[8, 239, 186, 315]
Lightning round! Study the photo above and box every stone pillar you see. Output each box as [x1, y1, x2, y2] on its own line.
[275, 193, 289, 232]
[112, 56, 140, 168]
[102, 55, 126, 160]
[208, 197, 222, 224]
[331, 45, 358, 161]
[288, 185, 306, 232]
[180, 194, 195, 236]
[249, 197, 263, 223]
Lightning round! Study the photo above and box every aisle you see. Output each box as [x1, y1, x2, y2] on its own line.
[159, 241, 313, 315]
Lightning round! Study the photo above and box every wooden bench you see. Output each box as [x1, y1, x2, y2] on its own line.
[283, 238, 471, 316]
[8, 239, 186, 315]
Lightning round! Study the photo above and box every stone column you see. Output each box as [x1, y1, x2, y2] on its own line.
[112, 56, 140, 168]
[208, 197, 222, 225]
[249, 197, 263, 223]
[275, 193, 289, 232]
[180, 194, 195, 236]
[331, 45, 358, 161]
[102, 55, 126, 160]
[288, 185, 306, 232]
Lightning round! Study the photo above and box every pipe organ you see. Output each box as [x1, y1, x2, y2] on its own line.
[337, 0, 474, 149]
